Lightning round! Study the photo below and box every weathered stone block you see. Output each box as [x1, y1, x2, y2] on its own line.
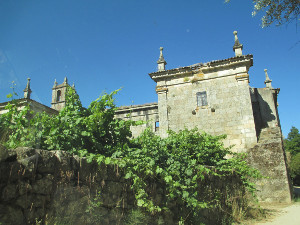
[18, 181, 32, 195]
[32, 174, 54, 195]
[1, 184, 18, 201]
[0, 204, 24, 225]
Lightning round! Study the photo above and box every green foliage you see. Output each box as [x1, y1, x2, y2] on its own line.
[226, 0, 300, 27]
[284, 126, 300, 185]
[0, 87, 133, 154]
[124, 209, 152, 225]
[285, 126, 300, 156]
[0, 100, 32, 148]
[105, 128, 261, 223]
[44, 86, 87, 152]
[0, 86, 262, 223]
[289, 152, 300, 186]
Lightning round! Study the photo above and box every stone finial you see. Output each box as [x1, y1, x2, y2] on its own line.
[53, 79, 58, 88]
[72, 82, 75, 88]
[64, 77, 68, 84]
[264, 69, 273, 88]
[23, 78, 32, 99]
[233, 31, 243, 56]
[157, 47, 167, 72]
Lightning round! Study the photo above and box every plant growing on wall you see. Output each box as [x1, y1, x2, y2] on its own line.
[0, 86, 261, 223]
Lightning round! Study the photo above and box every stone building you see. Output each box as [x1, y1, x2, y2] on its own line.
[116, 31, 278, 152]
[0, 78, 58, 116]
[116, 31, 292, 203]
[0, 31, 292, 203]
[51, 77, 69, 111]
[0, 77, 75, 115]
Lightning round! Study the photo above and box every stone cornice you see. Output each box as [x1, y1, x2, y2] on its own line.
[149, 54, 253, 82]
[0, 98, 58, 115]
[115, 103, 158, 114]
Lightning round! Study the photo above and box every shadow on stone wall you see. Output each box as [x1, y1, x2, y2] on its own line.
[251, 88, 276, 139]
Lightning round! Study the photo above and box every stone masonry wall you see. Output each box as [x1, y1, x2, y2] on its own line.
[115, 103, 159, 138]
[158, 74, 257, 152]
[247, 127, 292, 203]
[0, 146, 248, 225]
[0, 146, 136, 225]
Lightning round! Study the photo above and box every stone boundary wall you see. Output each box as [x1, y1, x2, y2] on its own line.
[0, 147, 136, 225]
[0, 146, 249, 224]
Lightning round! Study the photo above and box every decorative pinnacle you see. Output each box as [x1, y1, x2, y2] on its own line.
[159, 47, 163, 57]
[264, 69, 273, 88]
[25, 78, 31, 89]
[157, 47, 166, 63]
[233, 31, 238, 41]
[53, 79, 58, 88]
[23, 78, 32, 99]
[233, 31, 243, 56]
[157, 47, 167, 72]
[64, 77, 68, 84]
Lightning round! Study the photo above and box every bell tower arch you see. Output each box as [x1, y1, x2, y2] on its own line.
[51, 77, 69, 111]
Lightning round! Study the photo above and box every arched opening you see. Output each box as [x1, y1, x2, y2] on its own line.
[56, 90, 61, 102]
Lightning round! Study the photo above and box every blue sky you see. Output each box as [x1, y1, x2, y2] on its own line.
[0, 0, 299, 137]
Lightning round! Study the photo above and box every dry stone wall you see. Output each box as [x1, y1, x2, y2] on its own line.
[0, 146, 136, 225]
[0, 146, 248, 225]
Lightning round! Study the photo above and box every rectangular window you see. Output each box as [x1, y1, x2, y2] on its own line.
[155, 121, 159, 132]
[196, 91, 208, 106]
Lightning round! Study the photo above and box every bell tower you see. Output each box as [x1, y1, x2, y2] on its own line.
[51, 77, 69, 111]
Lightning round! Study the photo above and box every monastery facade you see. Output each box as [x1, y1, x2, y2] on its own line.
[0, 31, 292, 203]
[116, 31, 279, 153]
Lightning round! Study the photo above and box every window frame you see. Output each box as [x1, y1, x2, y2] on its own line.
[196, 91, 208, 107]
[155, 121, 159, 132]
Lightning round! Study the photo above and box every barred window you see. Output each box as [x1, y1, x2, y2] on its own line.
[196, 91, 207, 106]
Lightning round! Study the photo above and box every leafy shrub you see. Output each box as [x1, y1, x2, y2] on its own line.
[290, 153, 300, 186]
[284, 126, 300, 156]
[0, 87, 261, 223]
[108, 128, 260, 223]
[284, 126, 300, 185]
[0, 87, 133, 155]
